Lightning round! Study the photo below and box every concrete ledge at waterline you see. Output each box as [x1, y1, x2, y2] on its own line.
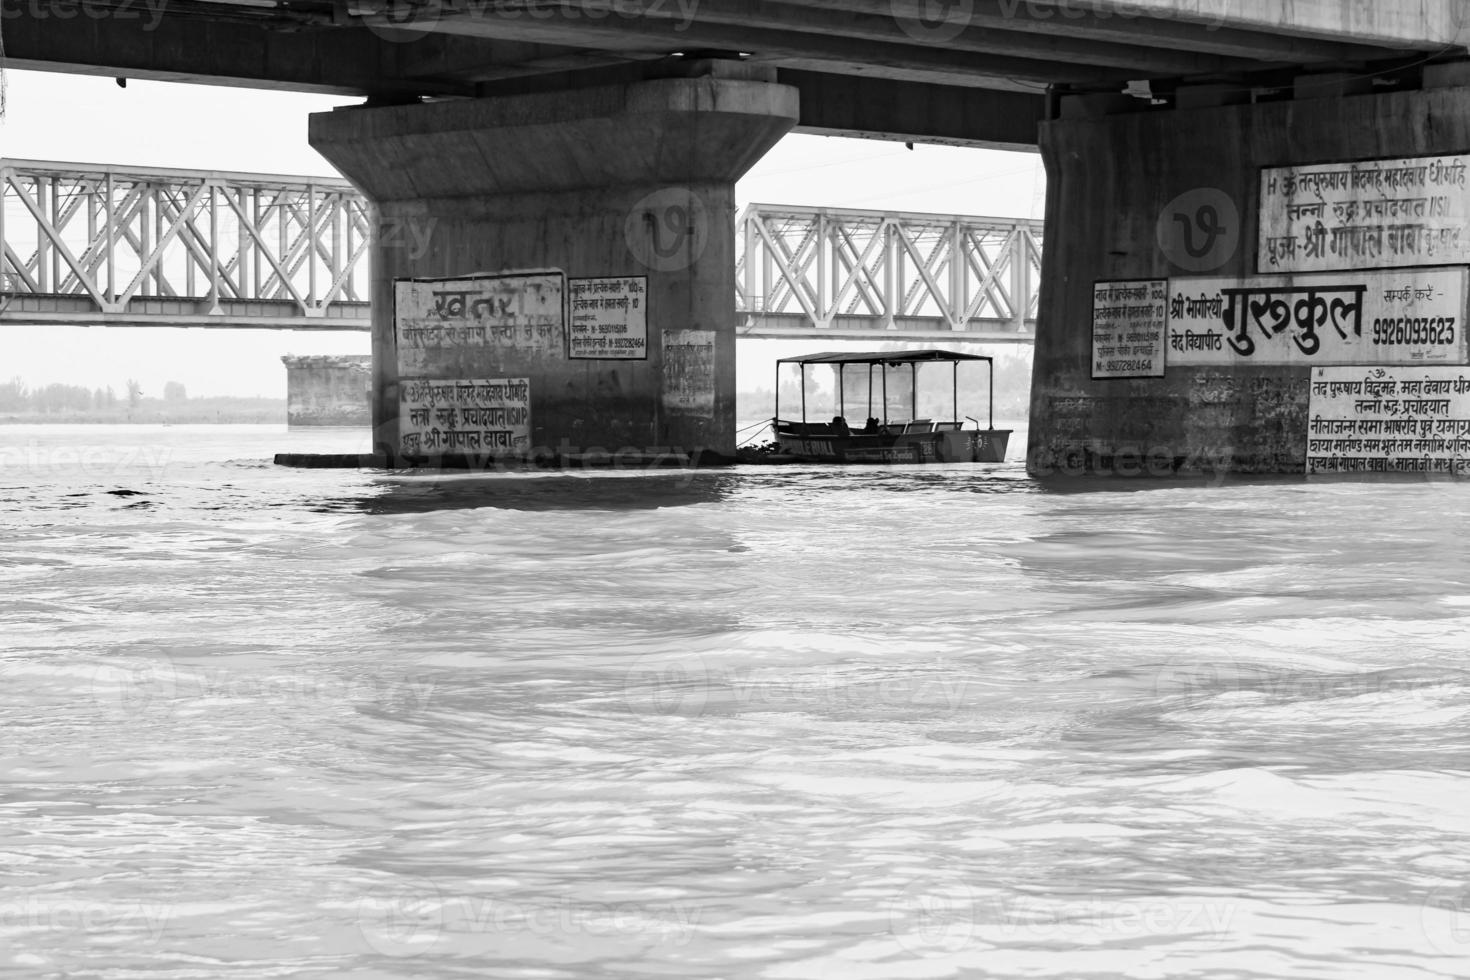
[553, 450, 734, 469]
[274, 453, 388, 469]
[271, 450, 738, 470]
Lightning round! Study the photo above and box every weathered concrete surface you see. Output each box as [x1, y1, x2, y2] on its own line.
[310, 67, 797, 463]
[1043, 0, 1468, 47]
[1028, 84, 1470, 477]
[281, 355, 372, 426]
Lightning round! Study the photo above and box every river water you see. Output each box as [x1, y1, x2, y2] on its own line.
[3, 423, 1469, 979]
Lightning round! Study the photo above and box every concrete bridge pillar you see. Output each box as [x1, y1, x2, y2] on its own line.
[1028, 78, 1470, 479]
[310, 64, 797, 465]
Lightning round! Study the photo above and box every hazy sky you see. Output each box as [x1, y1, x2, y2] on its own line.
[0, 69, 1045, 397]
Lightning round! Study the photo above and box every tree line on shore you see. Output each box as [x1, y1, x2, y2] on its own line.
[0, 377, 284, 423]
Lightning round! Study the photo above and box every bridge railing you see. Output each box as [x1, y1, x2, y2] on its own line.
[1, 160, 1045, 342]
[0, 159, 373, 329]
[736, 204, 1042, 342]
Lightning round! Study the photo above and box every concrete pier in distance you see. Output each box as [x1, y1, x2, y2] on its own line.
[281, 355, 371, 427]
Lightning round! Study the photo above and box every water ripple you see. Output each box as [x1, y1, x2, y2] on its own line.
[3, 425, 1469, 978]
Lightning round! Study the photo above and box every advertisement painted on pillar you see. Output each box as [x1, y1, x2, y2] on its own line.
[394, 272, 566, 375]
[398, 378, 532, 458]
[662, 330, 716, 417]
[1167, 267, 1468, 366]
[1307, 366, 1470, 476]
[568, 277, 648, 360]
[1091, 279, 1168, 379]
[1259, 155, 1470, 273]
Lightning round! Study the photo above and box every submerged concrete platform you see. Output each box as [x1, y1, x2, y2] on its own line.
[273, 450, 738, 470]
[274, 453, 388, 469]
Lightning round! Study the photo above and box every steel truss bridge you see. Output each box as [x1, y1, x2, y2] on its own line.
[0, 159, 372, 330]
[0, 159, 1042, 341]
[738, 205, 1041, 342]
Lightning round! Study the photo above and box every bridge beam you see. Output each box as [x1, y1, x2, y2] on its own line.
[781, 72, 1043, 151]
[1028, 78, 1470, 478]
[3, 1, 1047, 150]
[310, 63, 797, 463]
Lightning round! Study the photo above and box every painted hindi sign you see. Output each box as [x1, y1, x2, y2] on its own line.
[1259, 154, 1470, 273]
[662, 330, 716, 417]
[1307, 366, 1470, 475]
[1167, 267, 1468, 366]
[569, 277, 648, 359]
[1091, 279, 1167, 378]
[398, 377, 531, 458]
[395, 271, 565, 375]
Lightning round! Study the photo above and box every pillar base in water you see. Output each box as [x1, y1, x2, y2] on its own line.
[310, 68, 798, 467]
[1030, 84, 1470, 480]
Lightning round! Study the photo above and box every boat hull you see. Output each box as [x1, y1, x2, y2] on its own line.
[775, 426, 1011, 464]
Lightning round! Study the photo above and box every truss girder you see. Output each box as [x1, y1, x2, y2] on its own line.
[0, 160, 373, 328]
[2, 164, 1046, 340]
[736, 204, 1043, 339]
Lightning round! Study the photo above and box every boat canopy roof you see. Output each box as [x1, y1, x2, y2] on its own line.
[776, 349, 992, 367]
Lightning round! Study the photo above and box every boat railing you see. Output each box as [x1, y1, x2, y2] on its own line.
[775, 419, 840, 437]
[780, 417, 979, 437]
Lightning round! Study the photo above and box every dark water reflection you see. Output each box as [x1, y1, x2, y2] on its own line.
[2, 426, 1469, 979]
[322, 471, 741, 515]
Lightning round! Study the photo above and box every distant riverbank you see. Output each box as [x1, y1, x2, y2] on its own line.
[0, 397, 286, 425]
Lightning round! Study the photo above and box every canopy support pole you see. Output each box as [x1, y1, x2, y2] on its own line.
[988, 359, 994, 430]
[801, 364, 808, 424]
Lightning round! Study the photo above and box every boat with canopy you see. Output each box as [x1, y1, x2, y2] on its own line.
[770, 349, 1011, 463]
